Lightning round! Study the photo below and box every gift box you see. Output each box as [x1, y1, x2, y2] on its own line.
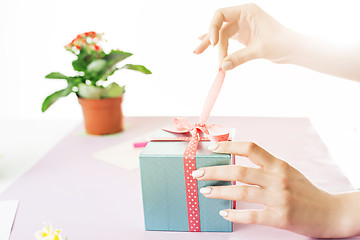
[139, 70, 234, 232]
[139, 129, 235, 232]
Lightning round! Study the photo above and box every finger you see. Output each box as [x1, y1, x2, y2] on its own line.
[209, 6, 243, 46]
[210, 141, 277, 168]
[230, 33, 242, 42]
[198, 33, 207, 40]
[193, 165, 269, 187]
[194, 34, 211, 54]
[219, 209, 272, 225]
[200, 185, 267, 205]
[221, 45, 260, 71]
[218, 22, 239, 67]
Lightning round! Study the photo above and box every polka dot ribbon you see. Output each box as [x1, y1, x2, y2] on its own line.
[155, 70, 229, 232]
[183, 128, 201, 231]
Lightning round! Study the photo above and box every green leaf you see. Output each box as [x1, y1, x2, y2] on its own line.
[72, 48, 93, 72]
[45, 72, 69, 79]
[108, 67, 119, 76]
[66, 76, 85, 84]
[99, 66, 117, 81]
[121, 64, 152, 74]
[86, 59, 108, 81]
[87, 59, 107, 74]
[72, 58, 88, 72]
[41, 86, 73, 112]
[42, 76, 83, 112]
[45, 73, 84, 86]
[101, 82, 125, 98]
[77, 83, 104, 99]
[96, 50, 133, 81]
[104, 50, 133, 67]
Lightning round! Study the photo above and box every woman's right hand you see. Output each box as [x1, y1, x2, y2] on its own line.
[194, 4, 299, 71]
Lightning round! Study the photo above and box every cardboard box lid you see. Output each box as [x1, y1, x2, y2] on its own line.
[140, 129, 231, 158]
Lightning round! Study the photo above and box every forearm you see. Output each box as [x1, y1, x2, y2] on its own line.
[283, 31, 360, 82]
[335, 191, 360, 237]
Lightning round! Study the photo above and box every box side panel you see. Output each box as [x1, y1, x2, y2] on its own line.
[197, 155, 233, 232]
[140, 155, 188, 231]
[140, 134, 234, 232]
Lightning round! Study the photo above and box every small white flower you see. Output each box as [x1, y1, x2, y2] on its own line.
[35, 222, 63, 240]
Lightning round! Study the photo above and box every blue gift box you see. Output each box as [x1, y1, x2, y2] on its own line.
[139, 129, 234, 232]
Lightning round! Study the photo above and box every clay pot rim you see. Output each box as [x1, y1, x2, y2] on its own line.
[77, 95, 123, 102]
[78, 95, 124, 109]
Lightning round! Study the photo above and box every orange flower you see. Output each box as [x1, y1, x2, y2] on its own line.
[88, 31, 96, 38]
[64, 32, 103, 52]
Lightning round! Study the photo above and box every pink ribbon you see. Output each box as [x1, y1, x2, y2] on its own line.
[153, 70, 228, 232]
[162, 70, 230, 143]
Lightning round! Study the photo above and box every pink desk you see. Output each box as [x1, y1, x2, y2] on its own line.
[1, 117, 358, 239]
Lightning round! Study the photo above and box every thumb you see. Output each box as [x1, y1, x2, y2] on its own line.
[221, 45, 259, 71]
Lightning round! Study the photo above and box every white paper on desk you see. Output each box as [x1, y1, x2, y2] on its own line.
[0, 200, 19, 240]
[93, 132, 154, 170]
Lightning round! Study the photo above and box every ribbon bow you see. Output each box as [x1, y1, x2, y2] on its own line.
[157, 70, 229, 232]
[163, 118, 229, 143]
[163, 70, 230, 143]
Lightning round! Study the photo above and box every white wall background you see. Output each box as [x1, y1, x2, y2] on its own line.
[1, 0, 360, 120]
[1, 0, 360, 185]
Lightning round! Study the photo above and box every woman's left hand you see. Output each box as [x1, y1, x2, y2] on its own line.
[191, 141, 354, 238]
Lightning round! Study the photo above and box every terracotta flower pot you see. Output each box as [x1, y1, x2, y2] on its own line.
[78, 96, 124, 135]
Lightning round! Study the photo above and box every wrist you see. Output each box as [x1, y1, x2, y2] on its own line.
[267, 26, 308, 65]
[276, 30, 310, 65]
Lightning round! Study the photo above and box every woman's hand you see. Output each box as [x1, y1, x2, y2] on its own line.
[191, 141, 358, 238]
[194, 4, 360, 81]
[194, 4, 298, 71]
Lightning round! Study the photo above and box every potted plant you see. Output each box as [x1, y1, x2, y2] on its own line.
[42, 31, 151, 135]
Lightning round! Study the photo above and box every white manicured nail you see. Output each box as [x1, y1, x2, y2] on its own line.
[191, 169, 205, 178]
[200, 187, 212, 195]
[222, 61, 233, 71]
[208, 142, 219, 151]
[219, 210, 228, 217]
[210, 37, 214, 46]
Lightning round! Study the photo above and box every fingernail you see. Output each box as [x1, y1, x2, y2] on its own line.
[210, 37, 214, 46]
[193, 49, 198, 54]
[219, 210, 228, 217]
[191, 169, 205, 178]
[222, 61, 233, 71]
[208, 142, 219, 151]
[200, 187, 212, 195]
